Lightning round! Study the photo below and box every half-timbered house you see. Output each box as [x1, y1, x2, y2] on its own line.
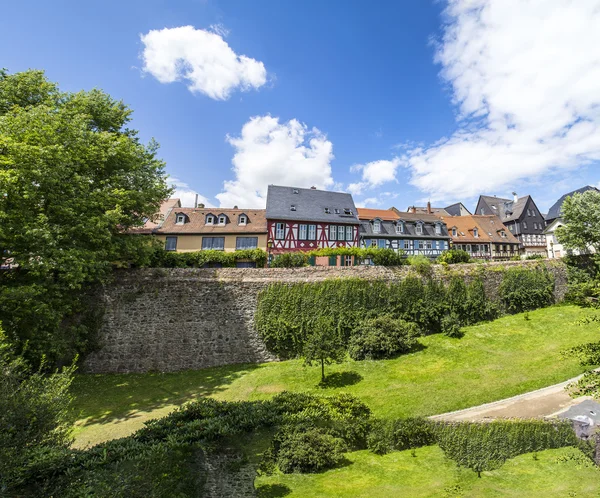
[265, 185, 360, 259]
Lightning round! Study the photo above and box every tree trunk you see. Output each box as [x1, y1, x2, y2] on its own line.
[321, 358, 325, 382]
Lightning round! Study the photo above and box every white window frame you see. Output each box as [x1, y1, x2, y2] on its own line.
[346, 225, 353, 242]
[396, 222, 404, 234]
[176, 214, 185, 225]
[452, 227, 457, 237]
[329, 225, 337, 241]
[238, 215, 247, 225]
[308, 224, 317, 240]
[473, 228, 479, 238]
[435, 223, 441, 235]
[416, 223, 423, 235]
[165, 236, 177, 251]
[299, 224, 308, 240]
[275, 223, 285, 240]
[218, 215, 226, 225]
[373, 220, 381, 233]
[206, 215, 214, 225]
[338, 225, 345, 241]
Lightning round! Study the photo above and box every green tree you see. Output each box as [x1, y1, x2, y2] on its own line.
[0, 327, 75, 493]
[303, 317, 346, 382]
[556, 190, 600, 254]
[0, 70, 171, 367]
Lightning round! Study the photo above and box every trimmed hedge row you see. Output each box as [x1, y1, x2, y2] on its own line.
[147, 248, 267, 268]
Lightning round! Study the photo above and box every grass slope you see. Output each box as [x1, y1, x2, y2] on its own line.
[71, 305, 600, 447]
[255, 446, 600, 498]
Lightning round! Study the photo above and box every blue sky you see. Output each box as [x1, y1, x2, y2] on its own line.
[2, 0, 599, 212]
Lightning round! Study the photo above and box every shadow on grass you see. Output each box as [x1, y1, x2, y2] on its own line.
[256, 483, 292, 497]
[70, 362, 263, 427]
[318, 371, 363, 389]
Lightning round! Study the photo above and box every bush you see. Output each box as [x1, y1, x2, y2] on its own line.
[438, 249, 471, 264]
[274, 426, 346, 473]
[348, 315, 420, 360]
[525, 254, 544, 260]
[441, 313, 462, 338]
[408, 255, 433, 276]
[367, 418, 436, 455]
[270, 252, 309, 268]
[566, 370, 600, 398]
[148, 248, 267, 268]
[499, 266, 555, 313]
[369, 249, 406, 267]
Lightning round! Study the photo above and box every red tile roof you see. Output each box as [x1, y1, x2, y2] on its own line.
[156, 208, 267, 234]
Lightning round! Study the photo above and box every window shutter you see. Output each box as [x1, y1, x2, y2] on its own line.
[329, 255, 337, 266]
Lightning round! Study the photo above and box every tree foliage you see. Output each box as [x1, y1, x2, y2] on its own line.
[302, 317, 346, 381]
[438, 249, 471, 264]
[556, 190, 600, 254]
[499, 266, 555, 313]
[348, 315, 420, 360]
[0, 70, 171, 367]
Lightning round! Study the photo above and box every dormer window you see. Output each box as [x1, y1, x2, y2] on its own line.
[206, 214, 215, 225]
[344, 209, 353, 215]
[292, 188, 299, 194]
[501, 231, 506, 238]
[334, 208, 340, 214]
[324, 208, 331, 214]
[218, 215, 226, 225]
[452, 227, 457, 237]
[473, 228, 479, 238]
[175, 213, 186, 225]
[435, 223, 442, 235]
[238, 215, 247, 225]
[290, 205, 297, 211]
[416, 222, 423, 235]
[396, 222, 404, 234]
[373, 219, 381, 233]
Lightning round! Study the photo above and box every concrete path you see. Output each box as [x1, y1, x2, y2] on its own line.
[430, 372, 596, 422]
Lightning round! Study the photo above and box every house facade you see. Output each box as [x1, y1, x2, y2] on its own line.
[155, 207, 268, 255]
[544, 186, 599, 258]
[475, 194, 546, 257]
[362, 208, 451, 257]
[442, 215, 520, 260]
[265, 185, 360, 256]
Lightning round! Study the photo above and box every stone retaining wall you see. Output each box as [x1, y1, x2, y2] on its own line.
[83, 260, 567, 373]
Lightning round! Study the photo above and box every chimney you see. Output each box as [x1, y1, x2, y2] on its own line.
[512, 192, 518, 203]
[233, 205, 238, 209]
[310, 186, 317, 189]
[409, 206, 416, 214]
[427, 201, 432, 214]
[198, 203, 205, 209]
[194, 194, 199, 208]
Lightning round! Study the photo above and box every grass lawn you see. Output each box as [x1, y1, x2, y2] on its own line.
[255, 446, 600, 497]
[71, 305, 600, 448]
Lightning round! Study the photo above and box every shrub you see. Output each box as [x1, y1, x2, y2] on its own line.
[370, 249, 406, 267]
[562, 341, 600, 366]
[499, 266, 554, 313]
[275, 426, 346, 473]
[270, 253, 309, 268]
[441, 313, 462, 338]
[408, 255, 433, 276]
[348, 315, 420, 360]
[438, 249, 471, 264]
[566, 370, 600, 398]
[148, 248, 267, 268]
[367, 418, 436, 455]
[525, 254, 544, 260]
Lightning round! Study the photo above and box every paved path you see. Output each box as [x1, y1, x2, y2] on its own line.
[430, 372, 596, 422]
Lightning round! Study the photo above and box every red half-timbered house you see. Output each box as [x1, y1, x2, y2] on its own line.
[265, 185, 360, 256]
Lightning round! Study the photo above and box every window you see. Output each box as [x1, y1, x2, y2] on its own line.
[398, 240, 405, 249]
[324, 208, 331, 214]
[338, 225, 345, 241]
[452, 227, 457, 237]
[344, 209, 353, 215]
[299, 224, 307, 240]
[373, 220, 381, 233]
[346, 225, 353, 241]
[473, 228, 479, 238]
[275, 223, 285, 240]
[334, 208, 340, 214]
[509, 225, 513, 231]
[293, 188, 299, 194]
[435, 223, 442, 235]
[176, 214, 186, 225]
[238, 215, 247, 225]
[416, 223, 423, 235]
[523, 221, 528, 229]
[527, 209, 531, 216]
[206, 215, 214, 225]
[308, 224, 316, 240]
[330, 225, 337, 241]
[370, 239, 377, 247]
[396, 222, 404, 234]
[202, 237, 225, 250]
[165, 237, 177, 251]
[236, 237, 258, 250]
[501, 231, 506, 238]
[378, 239, 386, 249]
[426, 241, 432, 250]
[290, 205, 297, 211]
[532, 210, 536, 217]
[418, 240, 425, 249]
[218, 215, 226, 225]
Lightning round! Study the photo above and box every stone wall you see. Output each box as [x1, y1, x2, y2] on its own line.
[83, 260, 567, 374]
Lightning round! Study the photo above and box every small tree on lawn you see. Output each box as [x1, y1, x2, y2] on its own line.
[303, 317, 346, 383]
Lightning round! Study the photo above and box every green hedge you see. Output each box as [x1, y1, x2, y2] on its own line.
[147, 248, 267, 268]
[499, 265, 555, 313]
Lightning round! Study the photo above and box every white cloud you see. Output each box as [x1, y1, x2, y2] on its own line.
[216, 115, 335, 207]
[356, 197, 379, 207]
[405, 0, 600, 202]
[169, 177, 214, 207]
[140, 25, 267, 100]
[348, 158, 401, 195]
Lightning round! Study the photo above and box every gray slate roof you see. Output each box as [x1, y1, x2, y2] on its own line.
[546, 186, 599, 223]
[445, 202, 472, 216]
[479, 195, 530, 222]
[266, 185, 359, 225]
[359, 219, 450, 239]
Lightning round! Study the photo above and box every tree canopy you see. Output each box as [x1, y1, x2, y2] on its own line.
[556, 190, 600, 255]
[0, 69, 171, 367]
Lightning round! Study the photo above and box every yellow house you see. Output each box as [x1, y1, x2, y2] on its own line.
[155, 205, 267, 253]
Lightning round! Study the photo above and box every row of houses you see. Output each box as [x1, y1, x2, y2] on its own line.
[141, 184, 598, 266]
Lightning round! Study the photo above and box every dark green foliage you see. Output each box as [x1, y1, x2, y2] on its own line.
[274, 427, 346, 473]
[302, 317, 346, 381]
[436, 420, 579, 477]
[566, 370, 600, 398]
[369, 249, 407, 266]
[525, 254, 544, 260]
[499, 266, 555, 313]
[367, 418, 436, 455]
[562, 341, 600, 366]
[255, 276, 498, 358]
[407, 255, 433, 276]
[0, 330, 75, 493]
[348, 315, 420, 360]
[441, 312, 463, 338]
[271, 252, 308, 268]
[438, 249, 471, 264]
[555, 190, 600, 254]
[564, 255, 600, 307]
[148, 248, 267, 268]
[0, 70, 171, 368]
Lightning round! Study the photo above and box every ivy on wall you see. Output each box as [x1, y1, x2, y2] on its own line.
[147, 249, 268, 268]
